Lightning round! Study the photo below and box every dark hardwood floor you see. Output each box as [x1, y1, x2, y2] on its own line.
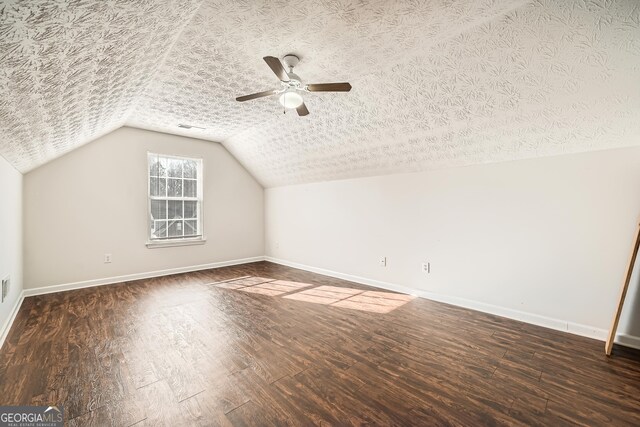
[1, 261, 639, 426]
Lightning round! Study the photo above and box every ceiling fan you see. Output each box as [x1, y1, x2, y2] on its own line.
[235, 54, 352, 116]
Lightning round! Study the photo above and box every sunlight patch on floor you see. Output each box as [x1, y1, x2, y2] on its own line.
[210, 277, 414, 313]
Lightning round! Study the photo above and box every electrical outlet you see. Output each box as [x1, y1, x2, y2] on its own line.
[379, 256, 387, 267]
[1, 276, 9, 302]
[422, 262, 431, 273]
[104, 254, 112, 264]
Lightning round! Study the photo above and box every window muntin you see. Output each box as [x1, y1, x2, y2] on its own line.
[148, 153, 202, 241]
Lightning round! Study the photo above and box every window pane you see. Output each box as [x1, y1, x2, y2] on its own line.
[150, 200, 167, 220]
[168, 200, 183, 219]
[153, 220, 167, 238]
[184, 179, 197, 198]
[150, 157, 167, 177]
[168, 220, 184, 237]
[168, 158, 183, 178]
[167, 178, 182, 197]
[150, 177, 166, 197]
[184, 220, 198, 236]
[183, 160, 197, 178]
[184, 200, 197, 219]
[148, 154, 202, 241]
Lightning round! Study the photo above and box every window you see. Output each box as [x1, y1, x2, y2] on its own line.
[148, 153, 203, 247]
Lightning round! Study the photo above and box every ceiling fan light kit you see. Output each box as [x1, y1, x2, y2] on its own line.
[279, 89, 304, 109]
[236, 53, 352, 116]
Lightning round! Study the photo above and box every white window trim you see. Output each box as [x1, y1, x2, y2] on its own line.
[146, 152, 205, 248]
[146, 236, 207, 249]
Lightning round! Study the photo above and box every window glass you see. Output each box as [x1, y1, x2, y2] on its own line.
[148, 153, 202, 241]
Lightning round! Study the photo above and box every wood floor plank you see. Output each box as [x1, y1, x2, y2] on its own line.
[0, 261, 639, 426]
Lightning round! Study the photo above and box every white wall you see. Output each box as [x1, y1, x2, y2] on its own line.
[266, 147, 640, 342]
[24, 127, 264, 289]
[0, 155, 23, 337]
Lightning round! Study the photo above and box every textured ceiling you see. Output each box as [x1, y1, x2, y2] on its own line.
[2, 1, 640, 186]
[0, 0, 203, 171]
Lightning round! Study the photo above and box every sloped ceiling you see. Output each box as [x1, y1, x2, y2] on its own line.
[1, 0, 640, 186]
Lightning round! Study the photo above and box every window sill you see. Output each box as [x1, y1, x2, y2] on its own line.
[146, 237, 207, 249]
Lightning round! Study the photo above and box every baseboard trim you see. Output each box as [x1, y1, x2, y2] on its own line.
[0, 291, 25, 351]
[264, 256, 639, 350]
[23, 256, 266, 297]
[615, 334, 640, 350]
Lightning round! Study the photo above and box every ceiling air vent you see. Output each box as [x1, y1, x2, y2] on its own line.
[177, 124, 205, 130]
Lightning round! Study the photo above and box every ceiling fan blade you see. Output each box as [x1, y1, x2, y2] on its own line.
[296, 102, 309, 116]
[236, 89, 277, 102]
[263, 56, 290, 82]
[306, 82, 352, 92]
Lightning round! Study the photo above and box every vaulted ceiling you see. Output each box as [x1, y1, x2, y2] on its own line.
[1, 0, 639, 186]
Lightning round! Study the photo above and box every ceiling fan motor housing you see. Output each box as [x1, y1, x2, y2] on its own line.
[284, 72, 303, 89]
